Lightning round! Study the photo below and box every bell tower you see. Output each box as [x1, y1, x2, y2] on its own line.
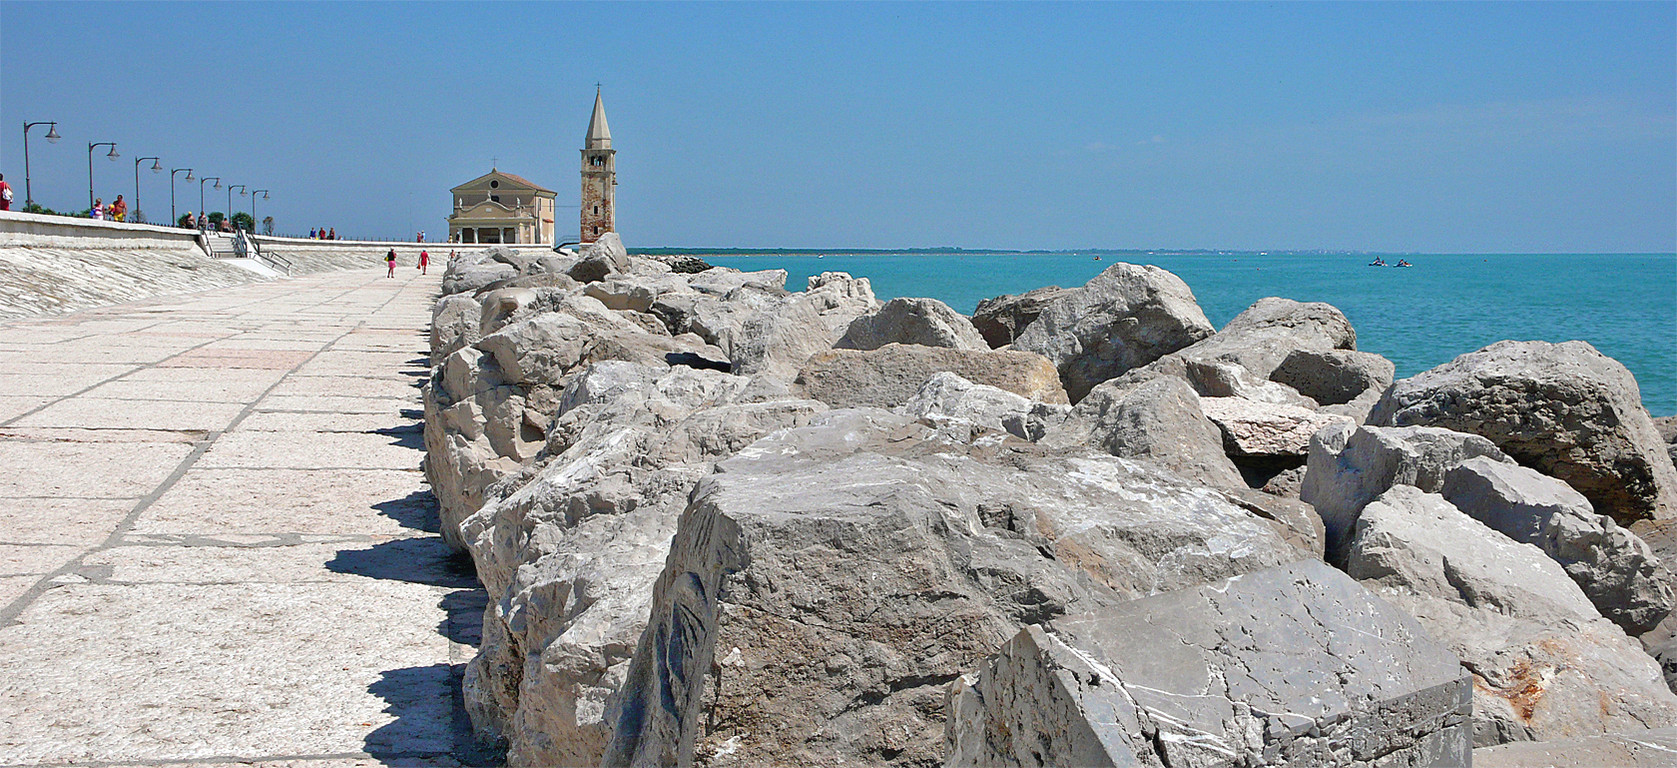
[580, 87, 616, 243]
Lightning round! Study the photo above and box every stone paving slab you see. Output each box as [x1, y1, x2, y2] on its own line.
[199, 430, 420, 470]
[0, 439, 194, 497]
[0, 497, 136, 545]
[13, 397, 249, 431]
[0, 582, 456, 764]
[0, 267, 488, 765]
[133, 468, 434, 537]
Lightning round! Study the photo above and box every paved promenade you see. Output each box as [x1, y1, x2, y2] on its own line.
[0, 268, 494, 766]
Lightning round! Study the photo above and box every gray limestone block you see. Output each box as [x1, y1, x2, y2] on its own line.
[1370, 339, 1677, 525]
[727, 273, 878, 382]
[1272, 348, 1396, 406]
[1345, 486, 1677, 746]
[898, 371, 1034, 435]
[1179, 296, 1359, 382]
[1347, 485, 1601, 623]
[1042, 374, 1245, 490]
[1300, 421, 1512, 563]
[795, 344, 1070, 409]
[1011, 262, 1215, 403]
[836, 296, 988, 352]
[945, 560, 1473, 768]
[1475, 727, 1677, 767]
[429, 294, 481, 365]
[1200, 396, 1355, 459]
[1443, 456, 1677, 635]
[971, 285, 1070, 348]
[603, 408, 1310, 767]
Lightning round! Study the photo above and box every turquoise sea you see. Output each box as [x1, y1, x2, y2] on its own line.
[696, 252, 1677, 417]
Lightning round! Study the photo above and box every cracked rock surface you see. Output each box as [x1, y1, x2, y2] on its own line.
[945, 560, 1473, 767]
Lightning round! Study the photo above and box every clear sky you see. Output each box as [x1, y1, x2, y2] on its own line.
[2, 2, 1672, 251]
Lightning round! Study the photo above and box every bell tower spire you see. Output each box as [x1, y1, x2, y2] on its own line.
[580, 87, 616, 243]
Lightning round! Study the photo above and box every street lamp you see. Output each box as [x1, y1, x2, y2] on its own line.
[133, 157, 160, 224]
[199, 176, 220, 228]
[22, 120, 61, 207]
[250, 189, 270, 233]
[170, 168, 193, 225]
[227, 185, 245, 230]
[87, 142, 118, 213]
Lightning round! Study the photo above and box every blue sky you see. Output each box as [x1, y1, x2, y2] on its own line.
[3, 2, 1672, 251]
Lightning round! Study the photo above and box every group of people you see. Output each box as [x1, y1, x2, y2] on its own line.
[90, 194, 129, 221]
[308, 227, 339, 240]
[385, 248, 442, 277]
[177, 212, 237, 232]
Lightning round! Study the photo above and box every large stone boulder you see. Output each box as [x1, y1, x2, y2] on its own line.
[1347, 485, 1677, 746]
[1271, 348, 1395, 406]
[970, 285, 1069, 348]
[795, 344, 1068, 410]
[458, 364, 826, 766]
[1301, 422, 1513, 561]
[1442, 456, 1676, 635]
[603, 409, 1312, 767]
[1370, 340, 1677, 524]
[1656, 415, 1677, 468]
[897, 371, 1034, 437]
[1042, 375, 1244, 489]
[430, 294, 482, 365]
[566, 232, 631, 283]
[1200, 396, 1354, 459]
[726, 272, 878, 381]
[442, 247, 520, 295]
[1475, 727, 1677, 767]
[1010, 263, 1214, 402]
[835, 296, 987, 351]
[945, 560, 1472, 768]
[1184, 297, 1359, 381]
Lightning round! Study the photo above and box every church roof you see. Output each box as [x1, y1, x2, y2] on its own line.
[450, 169, 556, 195]
[585, 89, 612, 149]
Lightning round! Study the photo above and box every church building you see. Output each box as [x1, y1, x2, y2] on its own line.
[447, 169, 558, 244]
[580, 88, 616, 243]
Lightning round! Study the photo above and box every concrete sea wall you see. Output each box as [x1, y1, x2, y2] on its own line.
[0, 211, 543, 319]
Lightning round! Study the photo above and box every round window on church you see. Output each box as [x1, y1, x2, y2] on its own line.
[490, 180, 500, 189]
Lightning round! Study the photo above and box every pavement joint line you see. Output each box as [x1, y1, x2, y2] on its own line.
[0, 748, 463, 768]
[0, 274, 415, 628]
[0, 327, 250, 429]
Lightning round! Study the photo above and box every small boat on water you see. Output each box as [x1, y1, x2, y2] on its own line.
[1368, 257, 1388, 267]
[1394, 259, 1413, 268]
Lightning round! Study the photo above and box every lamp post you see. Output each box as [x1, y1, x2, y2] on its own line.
[199, 176, 220, 227]
[170, 168, 194, 226]
[87, 142, 119, 213]
[133, 157, 161, 224]
[250, 189, 269, 233]
[22, 120, 61, 207]
[227, 185, 245, 230]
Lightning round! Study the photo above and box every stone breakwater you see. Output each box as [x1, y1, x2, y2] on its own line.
[423, 233, 1677, 766]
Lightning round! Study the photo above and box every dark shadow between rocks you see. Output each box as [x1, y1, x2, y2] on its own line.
[665, 351, 731, 372]
[400, 407, 424, 420]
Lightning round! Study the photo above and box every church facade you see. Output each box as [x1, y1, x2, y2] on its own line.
[580, 89, 617, 243]
[447, 170, 558, 244]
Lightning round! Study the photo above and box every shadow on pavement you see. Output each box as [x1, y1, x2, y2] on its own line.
[365, 663, 503, 767]
[373, 488, 443, 533]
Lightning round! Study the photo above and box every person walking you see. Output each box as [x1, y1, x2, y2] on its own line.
[110, 195, 128, 222]
[0, 174, 13, 211]
[327, 227, 337, 240]
[309, 228, 317, 239]
[385, 248, 397, 278]
[92, 198, 105, 220]
[181, 211, 193, 228]
[418, 249, 429, 275]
